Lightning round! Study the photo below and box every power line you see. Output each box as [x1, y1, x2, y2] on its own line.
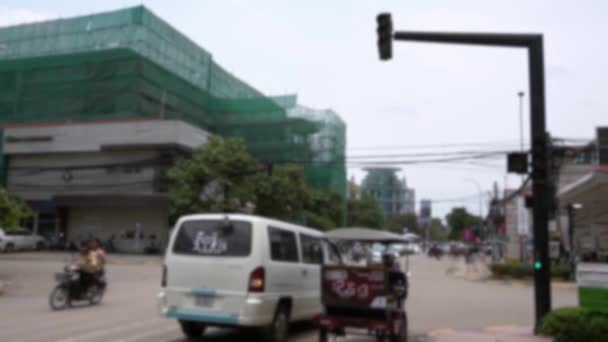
[348, 140, 524, 151]
[347, 149, 514, 159]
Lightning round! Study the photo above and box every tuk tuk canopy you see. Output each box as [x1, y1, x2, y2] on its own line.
[324, 227, 411, 244]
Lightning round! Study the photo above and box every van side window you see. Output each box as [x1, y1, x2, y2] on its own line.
[300, 234, 323, 265]
[268, 227, 299, 262]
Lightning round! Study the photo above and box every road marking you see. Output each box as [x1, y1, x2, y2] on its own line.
[114, 325, 178, 342]
[55, 319, 161, 342]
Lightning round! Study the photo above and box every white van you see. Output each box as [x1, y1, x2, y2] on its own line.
[158, 213, 334, 341]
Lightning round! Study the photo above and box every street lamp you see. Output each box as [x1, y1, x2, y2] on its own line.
[518, 91, 525, 153]
[377, 14, 552, 330]
[518, 91, 526, 185]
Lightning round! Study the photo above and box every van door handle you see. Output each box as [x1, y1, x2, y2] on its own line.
[301, 269, 308, 277]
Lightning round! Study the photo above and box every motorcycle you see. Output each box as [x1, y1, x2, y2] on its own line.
[428, 245, 443, 260]
[49, 264, 106, 310]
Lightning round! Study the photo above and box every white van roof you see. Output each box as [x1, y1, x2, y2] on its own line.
[176, 213, 324, 237]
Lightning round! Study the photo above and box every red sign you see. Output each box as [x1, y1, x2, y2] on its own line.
[461, 227, 475, 241]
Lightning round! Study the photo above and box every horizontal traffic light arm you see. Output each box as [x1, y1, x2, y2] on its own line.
[393, 31, 541, 48]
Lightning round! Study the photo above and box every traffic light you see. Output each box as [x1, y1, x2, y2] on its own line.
[376, 13, 393, 60]
[534, 261, 542, 270]
[507, 152, 528, 174]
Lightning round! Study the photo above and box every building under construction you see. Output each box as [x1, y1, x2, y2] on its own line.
[0, 6, 346, 251]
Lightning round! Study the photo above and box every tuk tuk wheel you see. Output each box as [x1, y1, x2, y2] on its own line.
[389, 313, 408, 342]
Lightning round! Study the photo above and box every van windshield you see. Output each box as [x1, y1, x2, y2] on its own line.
[172, 220, 252, 257]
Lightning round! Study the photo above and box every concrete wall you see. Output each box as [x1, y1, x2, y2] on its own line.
[2, 120, 210, 155]
[7, 150, 160, 200]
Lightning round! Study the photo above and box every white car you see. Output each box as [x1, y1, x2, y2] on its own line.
[403, 243, 422, 255]
[0, 228, 46, 252]
[158, 214, 329, 341]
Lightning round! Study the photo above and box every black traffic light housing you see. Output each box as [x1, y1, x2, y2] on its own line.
[507, 152, 528, 174]
[376, 13, 393, 60]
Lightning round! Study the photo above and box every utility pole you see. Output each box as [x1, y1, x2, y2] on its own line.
[376, 14, 552, 330]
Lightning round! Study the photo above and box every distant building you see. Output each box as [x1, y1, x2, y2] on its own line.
[558, 127, 608, 262]
[360, 168, 416, 218]
[503, 188, 532, 261]
[503, 127, 608, 262]
[404, 188, 416, 215]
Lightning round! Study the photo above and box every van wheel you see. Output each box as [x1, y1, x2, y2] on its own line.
[264, 304, 289, 342]
[179, 320, 206, 340]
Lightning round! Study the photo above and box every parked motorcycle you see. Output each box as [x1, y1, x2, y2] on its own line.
[49, 264, 106, 310]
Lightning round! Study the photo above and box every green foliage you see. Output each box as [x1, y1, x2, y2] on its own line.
[0, 188, 33, 231]
[540, 307, 608, 341]
[384, 213, 418, 234]
[446, 207, 482, 240]
[167, 137, 344, 230]
[429, 218, 449, 241]
[489, 263, 571, 280]
[254, 164, 310, 222]
[347, 193, 384, 229]
[305, 189, 345, 230]
[167, 137, 259, 221]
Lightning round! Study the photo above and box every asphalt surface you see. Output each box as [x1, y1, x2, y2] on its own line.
[0, 253, 577, 341]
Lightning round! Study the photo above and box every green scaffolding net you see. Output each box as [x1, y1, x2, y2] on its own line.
[0, 128, 5, 186]
[0, 5, 346, 198]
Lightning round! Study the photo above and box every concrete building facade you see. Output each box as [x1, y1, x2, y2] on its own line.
[0, 6, 347, 251]
[2, 120, 209, 252]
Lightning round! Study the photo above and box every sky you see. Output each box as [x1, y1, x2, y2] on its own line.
[2, 0, 607, 218]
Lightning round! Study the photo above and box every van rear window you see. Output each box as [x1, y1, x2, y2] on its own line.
[172, 220, 252, 257]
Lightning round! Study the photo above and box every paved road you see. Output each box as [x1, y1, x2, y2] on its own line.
[0, 253, 577, 341]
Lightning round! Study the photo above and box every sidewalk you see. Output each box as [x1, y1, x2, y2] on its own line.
[427, 325, 551, 342]
[445, 256, 492, 281]
[444, 257, 576, 290]
[0, 251, 162, 266]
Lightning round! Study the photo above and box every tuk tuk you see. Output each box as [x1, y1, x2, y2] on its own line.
[317, 228, 410, 342]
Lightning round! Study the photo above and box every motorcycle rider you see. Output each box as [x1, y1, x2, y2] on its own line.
[88, 239, 106, 274]
[76, 244, 100, 291]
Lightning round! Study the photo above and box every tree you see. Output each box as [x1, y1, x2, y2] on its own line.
[254, 164, 311, 222]
[446, 207, 483, 240]
[384, 213, 419, 234]
[429, 218, 449, 241]
[167, 137, 259, 221]
[304, 189, 345, 231]
[347, 193, 384, 229]
[348, 176, 359, 199]
[0, 188, 33, 232]
[167, 137, 345, 230]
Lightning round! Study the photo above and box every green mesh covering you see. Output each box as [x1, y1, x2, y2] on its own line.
[0, 5, 346, 199]
[0, 128, 5, 186]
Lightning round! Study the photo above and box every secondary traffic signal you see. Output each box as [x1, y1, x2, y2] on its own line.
[376, 13, 393, 60]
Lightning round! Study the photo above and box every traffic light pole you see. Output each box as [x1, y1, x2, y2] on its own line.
[384, 28, 551, 330]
